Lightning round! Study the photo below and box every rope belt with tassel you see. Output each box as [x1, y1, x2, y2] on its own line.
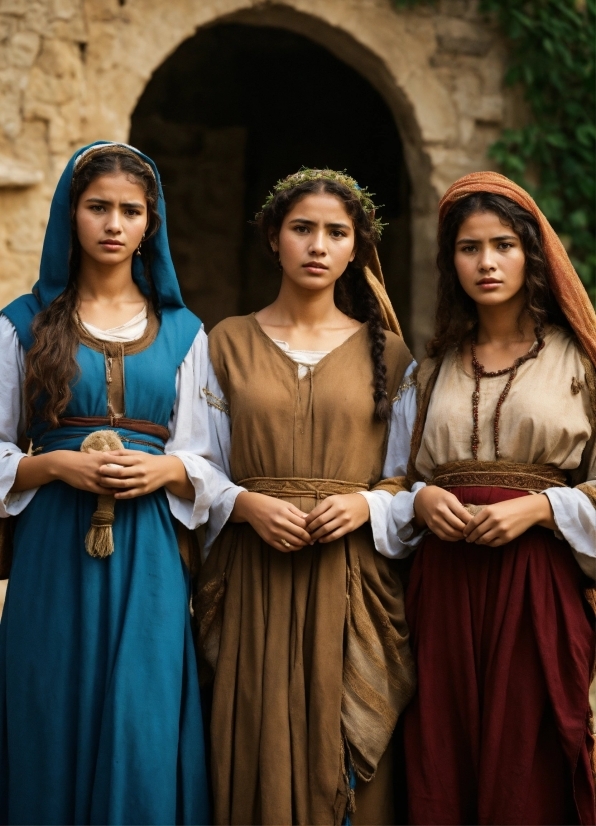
[80, 430, 126, 559]
[69, 419, 170, 559]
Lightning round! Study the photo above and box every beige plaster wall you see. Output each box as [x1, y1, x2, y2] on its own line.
[0, 0, 515, 355]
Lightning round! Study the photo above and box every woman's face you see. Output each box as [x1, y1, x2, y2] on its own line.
[272, 192, 356, 292]
[454, 210, 526, 308]
[75, 172, 149, 267]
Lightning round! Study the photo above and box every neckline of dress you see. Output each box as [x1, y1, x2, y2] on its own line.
[76, 307, 159, 356]
[249, 312, 366, 374]
[80, 306, 148, 339]
[272, 339, 330, 358]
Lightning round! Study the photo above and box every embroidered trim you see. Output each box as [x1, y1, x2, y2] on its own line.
[239, 476, 368, 500]
[432, 460, 568, 492]
[392, 374, 415, 404]
[203, 388, 230, 416]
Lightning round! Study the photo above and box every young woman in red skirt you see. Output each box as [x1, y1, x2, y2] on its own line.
[387, 172, 596, 825]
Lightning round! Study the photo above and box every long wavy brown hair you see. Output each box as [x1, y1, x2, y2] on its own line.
[428, 191, 571, 360]
[256, 177, 392, 422]
[24, 147, 161, 429]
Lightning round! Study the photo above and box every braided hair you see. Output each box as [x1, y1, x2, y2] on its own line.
[256, 174, 391, 422]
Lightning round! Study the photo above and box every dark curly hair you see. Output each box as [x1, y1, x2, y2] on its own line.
[256, 176, 391, 422]
[428, 191, 570, 359]
[25, 146, 161, 429]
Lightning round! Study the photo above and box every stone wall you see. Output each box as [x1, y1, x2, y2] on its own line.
[0, 0, 520, 355]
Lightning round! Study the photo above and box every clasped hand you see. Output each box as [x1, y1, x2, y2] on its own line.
[413, 485, 555, 547]
[22, 448, 190, 500]
[231, 491, 370, 553]
[96, 449, 181, 499]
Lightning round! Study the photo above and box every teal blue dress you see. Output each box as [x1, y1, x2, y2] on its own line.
[0, 143, 209, 825]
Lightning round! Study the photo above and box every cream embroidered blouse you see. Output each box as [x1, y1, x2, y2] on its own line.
[417, 327, 594, 479]
[386, 327, 596, 578]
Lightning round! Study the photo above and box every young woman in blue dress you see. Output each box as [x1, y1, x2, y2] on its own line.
[0, 142, 234, 825]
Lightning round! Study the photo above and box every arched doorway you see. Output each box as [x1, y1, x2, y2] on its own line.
[130, 23, 412, 342]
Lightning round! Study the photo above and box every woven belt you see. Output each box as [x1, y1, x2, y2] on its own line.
[238, 476, 369, 500]
[432, 460, 568, 493]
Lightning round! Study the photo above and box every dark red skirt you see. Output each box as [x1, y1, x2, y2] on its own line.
[404, 486, 596, 826]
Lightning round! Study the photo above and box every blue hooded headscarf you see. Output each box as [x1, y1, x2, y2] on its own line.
[2, 141, 197, 350]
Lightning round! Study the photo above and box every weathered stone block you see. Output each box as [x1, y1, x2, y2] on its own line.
[439, 0, 469, 17]
[0, 0, 28, 15]
[0, 154, 43, 185]
[435, 16, 493, 56]
[9, 31, 40, 67]
[0, 15, 18, 41]
[0, 67, 23, 137]
[404, 69, 459, 145]
[21, 3, 52, 36]
[51, 0, 78, 20]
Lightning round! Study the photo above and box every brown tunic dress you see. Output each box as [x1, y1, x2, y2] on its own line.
[196, 314, 416, 825]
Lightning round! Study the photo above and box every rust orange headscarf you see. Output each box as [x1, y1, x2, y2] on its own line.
[438, 171, 596, 367]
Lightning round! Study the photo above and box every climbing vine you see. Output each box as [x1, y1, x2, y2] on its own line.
[393, 0, 596, 302]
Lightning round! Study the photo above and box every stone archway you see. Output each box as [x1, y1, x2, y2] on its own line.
[83, 0, 453, 352]
[129, 22, 412, 338]
[0, 0, 509, 356]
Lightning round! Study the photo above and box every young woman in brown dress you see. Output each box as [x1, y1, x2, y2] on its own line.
[196, 170, 417, 825]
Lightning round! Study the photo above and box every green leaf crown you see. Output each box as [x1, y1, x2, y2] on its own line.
[260, 168, 385, 237]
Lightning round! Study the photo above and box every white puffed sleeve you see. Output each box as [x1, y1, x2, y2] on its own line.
[165, 326, 244, 532]
[0, 315, 37, 517]
[543, 435, 596, 580]
[358, 361, 425, 558]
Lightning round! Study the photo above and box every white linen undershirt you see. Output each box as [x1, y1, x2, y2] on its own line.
[80, 306, 148, 342]
[272, 339, 329, 378]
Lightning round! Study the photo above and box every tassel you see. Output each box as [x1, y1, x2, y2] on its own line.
[85, 494, 116, 557]
[80, 430, 124, 558]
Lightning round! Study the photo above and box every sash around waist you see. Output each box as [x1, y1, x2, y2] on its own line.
[431, 460, 568, 493]
[238, 476, 369, 500]
[31, 416, 169, 455]
[59, 416, 170, 442]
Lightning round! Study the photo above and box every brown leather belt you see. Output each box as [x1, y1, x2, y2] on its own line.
[238, 476, 369, 500]
[59, 416, 170, 443]
[432, 460, 568, 493]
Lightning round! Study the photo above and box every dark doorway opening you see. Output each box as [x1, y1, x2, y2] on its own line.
[130, 23, 411, 341]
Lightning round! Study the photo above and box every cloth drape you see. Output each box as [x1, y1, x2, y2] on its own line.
[363, 248, 402, 336]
